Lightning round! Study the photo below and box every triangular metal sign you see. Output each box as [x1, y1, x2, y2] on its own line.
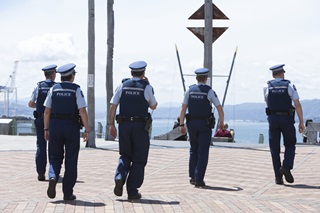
[189, 3, 229, 20]
[187, 27, 228, 43]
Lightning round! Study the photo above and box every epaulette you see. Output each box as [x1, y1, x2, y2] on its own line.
[37, 81, 45, 89]
[121, 78, 130, 83]
[37, 80, 44, 85]
[282, 79, 291, 83]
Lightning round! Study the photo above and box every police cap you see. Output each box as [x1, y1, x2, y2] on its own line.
[42, 64, 57, 72]
[194, 68, 209, 76]
[129, 61, 147, 72]
[269, 64, 285, 73]
[57, 63, 77, 76]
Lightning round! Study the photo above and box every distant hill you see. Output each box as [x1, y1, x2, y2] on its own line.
[299, 99, 320, 122]
[151, 102, 267, 121]
[152, 99, 320, 123]
[1, 98, 319, 123]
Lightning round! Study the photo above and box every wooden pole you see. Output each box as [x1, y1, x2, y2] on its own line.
[204, 0, 213, 87]
[105, 0, 115, 140]
[87, 0, 96, 147]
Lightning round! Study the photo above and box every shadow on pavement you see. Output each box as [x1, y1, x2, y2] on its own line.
[286, 184, 320, 189]
[117, 198, 180, 205]
[51, 200, 106, 206]
[196, 185, 244, 191]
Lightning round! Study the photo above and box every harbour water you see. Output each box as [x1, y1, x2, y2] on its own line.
[97, 118, 304, 144]
[149, 119, 303, 144]
[15, 118, 304, 144]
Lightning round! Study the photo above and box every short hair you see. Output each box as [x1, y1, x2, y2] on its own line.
[272, 70, 284, 78]
[44, 71, 55, 78]
[61, 73, 73, 81]
[131, 71, 144, 77]
[196, 75, 207, 82]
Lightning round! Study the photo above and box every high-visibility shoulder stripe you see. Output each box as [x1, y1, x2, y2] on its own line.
[190, 91, 207, 95]
[53, 88, 76, 93]
[123, 87, 144, 91]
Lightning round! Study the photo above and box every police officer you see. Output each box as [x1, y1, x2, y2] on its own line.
[43, 63, 89, 200]
[28, 64, 56, 181]
[263, 64, 305, 184]
[179, 68, 224, 187]
[109, 61, 157, 200]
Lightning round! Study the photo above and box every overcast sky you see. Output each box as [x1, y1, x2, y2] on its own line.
[0, 0, 319, 108]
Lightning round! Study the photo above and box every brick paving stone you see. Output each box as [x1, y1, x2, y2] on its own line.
[1, 136, 320, 212]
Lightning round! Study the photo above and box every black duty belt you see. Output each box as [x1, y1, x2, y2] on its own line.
[186, 115, 212, 120]
[268, 111, 291, 115]
[266, 107, 294, 116]
[117, 115, 146, 122]
[51, 113, 77, 119]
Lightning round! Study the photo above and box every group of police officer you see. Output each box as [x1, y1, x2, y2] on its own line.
[30, 60, 304, 201]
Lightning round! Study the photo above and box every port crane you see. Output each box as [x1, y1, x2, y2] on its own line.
[0, 61, 19, 117]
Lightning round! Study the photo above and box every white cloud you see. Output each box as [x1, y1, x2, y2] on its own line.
[0, 0, 319, 108]
[17, 33, 84, 62]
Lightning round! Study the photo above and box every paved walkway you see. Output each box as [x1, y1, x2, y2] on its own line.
[0, 135, 320, 212]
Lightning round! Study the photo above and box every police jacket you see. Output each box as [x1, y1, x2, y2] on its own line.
[120, 79, 149, 117]
[188, 84, 212, 117]
[51, 82, 79, 115]
[36, 80, 55, 114]
[267, 79, 292, 111]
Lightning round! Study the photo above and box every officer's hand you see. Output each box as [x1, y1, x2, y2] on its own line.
[110, 125, 117, 139]
[83, 132, 89, 142]
[298, 123, 305, 133]
[180, 126, 186, 135]
[44, 130, 49, 141]
[142, 76, 149, 82]
[218, 122, 224, 130]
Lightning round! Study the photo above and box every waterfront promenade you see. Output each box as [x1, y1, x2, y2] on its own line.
[0, 135, 320, 212]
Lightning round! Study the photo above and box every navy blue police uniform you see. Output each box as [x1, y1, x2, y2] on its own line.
[44, 63, 87, 200]
[111, 61, 157, 199]
[29, 64, 56, 181]
[187, 84, 212, 186]
[264, 64, 298, 184]
[181, 68, 221, 187]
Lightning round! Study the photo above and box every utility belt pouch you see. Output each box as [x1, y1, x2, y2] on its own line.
[76, 115, 84, 129]
[290, 106, 295, 117]
[265, 108, 271, 116]
[33, 111, 38, 119]
[115, 114, 121, 124]
[208, 113, 216, 129]
[144, 113, 152, 132]
[185, 114, 190, 123]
